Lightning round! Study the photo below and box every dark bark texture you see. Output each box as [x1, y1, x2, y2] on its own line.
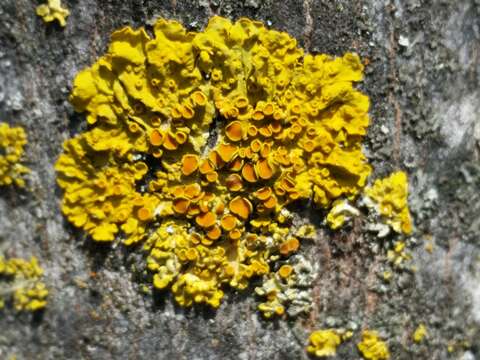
[0, 0, 479, 359]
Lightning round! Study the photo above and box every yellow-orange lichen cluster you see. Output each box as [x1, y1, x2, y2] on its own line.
[364, 171, 412, 235]
[357, 330, 390, 360]
[307, 329, 353, 358]
[0, 256, 48, 312]
[36, 0, 69, 27]
[56, 16, 373, 308]
[0, 122, 29, 188]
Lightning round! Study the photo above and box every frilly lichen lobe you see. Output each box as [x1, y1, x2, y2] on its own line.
[364, 171, 413, 235]
[36, 0, 69, 27]
[307, 329, 353, 357]
[357, 330, 390, 360]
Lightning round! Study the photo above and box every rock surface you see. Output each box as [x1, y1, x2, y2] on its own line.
[0, 0, 479, 359]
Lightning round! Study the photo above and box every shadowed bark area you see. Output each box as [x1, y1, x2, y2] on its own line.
[0, 0, 479, 359]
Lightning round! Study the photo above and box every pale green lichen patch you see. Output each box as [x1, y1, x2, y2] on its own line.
[255, 254, 316, 318]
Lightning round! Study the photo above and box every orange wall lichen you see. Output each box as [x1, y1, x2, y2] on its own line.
[56, 16, 380, 310]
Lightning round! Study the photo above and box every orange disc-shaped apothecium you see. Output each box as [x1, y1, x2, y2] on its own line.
[191, 91, 207, 106]
[255, 186, 272, 201]
[252, 110, 264, 121]
[235, 96, 248, 109]
[172, 186, 184, 198]
[137, 207, 153, 221]
[206, 225, 222, 240]
[206, 171, 219, 183]
[217, 143, 238, 163]
[256, 159, 274, 180]
[258, 126, 272, 137]
[250, 139, 262, 153]
[226, 173, 243, 192]
[247, 125, 258, 137]
[229, 228, 243, 240]
[278, 265, 293, 279]
[303, 140, 316, 152]
[149, 129, 164, 146]
[181, 154, 199, 176]
[279, 238, 300, 255]
[199, 159, 214, 174]
[225, 121, 243, 142]
[195, 211, 217, 228]
[163, 132, 179, 150]
[263, 103, 274, 116]
[228, 157, 244, 172]
[241, 163, 257, 183]
[263, 195, 277, 209]
[183, 183, 202, 199]
[173, 197, 190, 214]
[209, 151, 224, 168]
[181, 105, 195, 119]
[221, 214, 237, 231]
[175, 131, 188, 144]
[229, 196, 252, 220]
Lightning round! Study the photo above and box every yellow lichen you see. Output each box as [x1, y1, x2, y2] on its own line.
[364, 171, 412, 235]
[326, 199, 360, 229]
[386, 240, 412, 267]
[0, 122, 29, 188]
[0, 255, 48, 312]
[413, 324, 427, 343]
[36, 0, 69, 27]
[357, 330, 390, 360]
[56, 16, 373, 309]
[307, 329, 353, 357]
[255, 254, 316, 318]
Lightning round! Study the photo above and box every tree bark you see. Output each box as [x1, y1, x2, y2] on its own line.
[0, 0, 479, 359]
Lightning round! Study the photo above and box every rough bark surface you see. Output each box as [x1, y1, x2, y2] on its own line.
[0, 0, 479, 359]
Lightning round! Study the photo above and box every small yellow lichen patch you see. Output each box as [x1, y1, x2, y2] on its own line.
[364, 171, 412, 235]
[386, 241, 412, 267]
[36, 0, 69, 27]
[326, 199, 360, 229]
[413, 324, 427, 343]
[0, 122, 29, 188]
[357, 330, 390, 360]
[307, 329, 351, 357]
[0, 255, 48, 312]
